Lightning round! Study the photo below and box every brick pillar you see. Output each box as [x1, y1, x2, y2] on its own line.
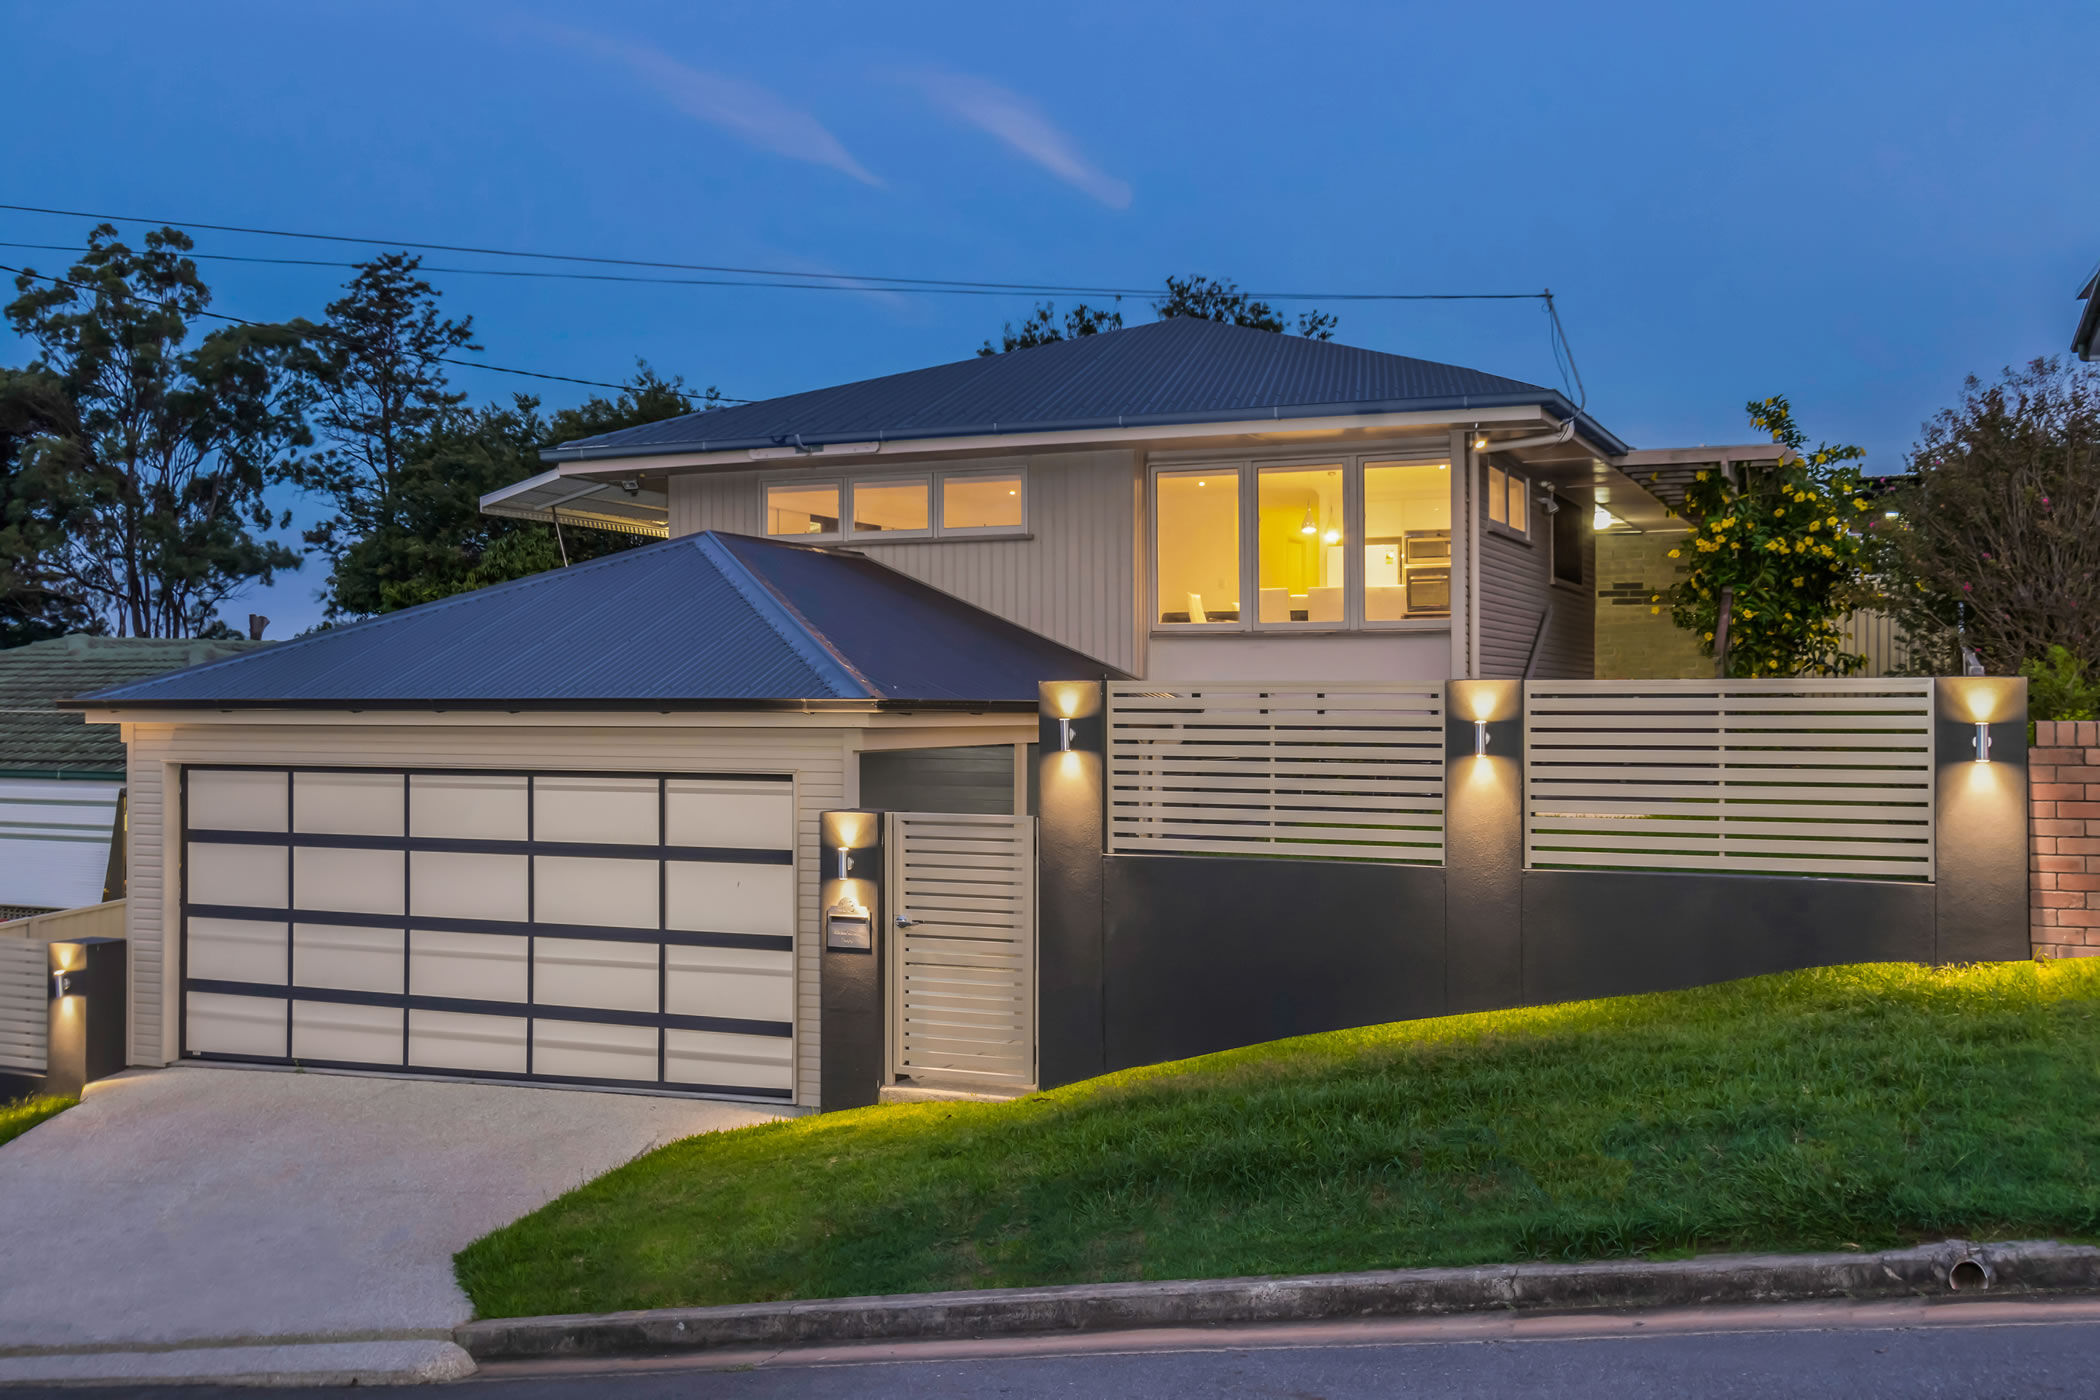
[2032, 719, 2100, 959]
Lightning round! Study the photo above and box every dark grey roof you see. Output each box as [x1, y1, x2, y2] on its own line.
[542, 316, 1629, 461]
[71, 533, 1123, 711]
[1, 636, 266, 775]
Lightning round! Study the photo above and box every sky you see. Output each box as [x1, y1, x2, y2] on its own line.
[5, 0, 2097, 636]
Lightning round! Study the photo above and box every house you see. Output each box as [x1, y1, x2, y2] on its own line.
[1, 636, 260, 920]
[70, 316, 1958, 1110]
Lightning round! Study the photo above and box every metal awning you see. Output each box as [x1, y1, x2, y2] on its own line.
[1608, 444, 1795, 521]
[479, 468, 669, 537]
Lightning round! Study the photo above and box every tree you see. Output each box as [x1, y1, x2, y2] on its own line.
[1659, 395, 1875, 677]
[978, 275, 1335, 354]
[978, 300, 1124, 356]
[1878, 358, 2100, 675]
[329, 365, 714, 614]
[286, 253, 477, 614]
[0, 225, 306, 638]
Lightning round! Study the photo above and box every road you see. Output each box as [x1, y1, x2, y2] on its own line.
[18, 1296, 2100, 1398]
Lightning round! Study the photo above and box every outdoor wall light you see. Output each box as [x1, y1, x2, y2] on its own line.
[1057, 717, 1074, 753]
[1474, 718, 1490, 758]
[1974, 721, 1992, 764]
[50, 968, 76, 1000]
[836, 845, 852, 880]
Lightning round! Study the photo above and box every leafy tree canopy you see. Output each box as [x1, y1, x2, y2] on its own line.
[980, 274, 1334, 355]
[1660, 395, 1874, 677]
[0, 225, 306, 638]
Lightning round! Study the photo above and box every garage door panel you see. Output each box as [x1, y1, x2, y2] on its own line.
[293, 771, 404, 837]
[665, 862, 793, 937]
[410, 773, 528, 842]
[294, 924, 403, 994]
[189, 770, 287, 833]
[409, 850, 528, 923]
[533, 1019, 657, 1081]
[666, 781, 792, 849]
[292, 999, 403, 1065]
[293, 846, 405, 918]
[409, 1009, 527, 1074]
[187, 990, 286, 1057]
[665, 945, 793, 1022]
[186, 917, 287, 985]
[665, 1028, 793, 1091]
[534, 936, 659, 1012]
[189, 842, 288, 910]
[534, 776, 659, 846]
[409, 929, 528, 1003]
[534, 855, 658, 930]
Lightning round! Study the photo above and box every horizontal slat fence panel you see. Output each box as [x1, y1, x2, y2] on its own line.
[1108, 682, 1446, 865]
[1524, 679, 1936, 882]
[0, 934, 48, 1074]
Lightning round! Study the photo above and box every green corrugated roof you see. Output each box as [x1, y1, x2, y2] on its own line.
[0, 636, 267, 776]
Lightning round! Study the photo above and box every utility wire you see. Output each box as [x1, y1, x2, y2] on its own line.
[0, 261, 747, 398]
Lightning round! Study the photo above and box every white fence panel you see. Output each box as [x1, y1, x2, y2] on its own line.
[1107, 682, 1446, 865]
[0, 934, 48, 1075]
[1524, 679, 1936, 881]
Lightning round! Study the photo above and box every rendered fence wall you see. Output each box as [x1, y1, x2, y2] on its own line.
[1106, 682, 1446, 865]
[1524, 679, 1937, 881]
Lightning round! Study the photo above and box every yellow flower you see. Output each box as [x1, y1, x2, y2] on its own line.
[1696, 470, 1710, 481]
[1826, 516, 1840, 528]
[1853, 498, 1868, 510]
[1792, 576, 1804, 587]
[1650, 606, 1661, 614]
[1667, 548, 1680, 558]
[1703, 631, 1715, 640]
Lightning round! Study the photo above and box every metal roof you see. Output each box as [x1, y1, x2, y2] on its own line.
[2075, 262, 2100, 362]
[1, 636, 265, 775]
[70, 533, 1124, 711]
[540, 316, 1630, 462]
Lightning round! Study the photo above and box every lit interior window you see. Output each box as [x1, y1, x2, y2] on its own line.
[1363, 462, 1452, 620]
[941, 473, 1024, 530]
[1487, 465, 1508, 526]
[1507, 472, 1529, 533]
[852, 479, 929, 534]
[1156, 469, 1239, 623]
[1255, 466, 1345, 624]
[765, 483, 839, 537]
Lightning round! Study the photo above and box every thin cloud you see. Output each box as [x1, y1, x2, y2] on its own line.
[548, 26, 882, 188]
[911, 69, 1132, 209]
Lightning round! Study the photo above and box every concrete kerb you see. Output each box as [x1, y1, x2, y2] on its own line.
[456, 1238, 2100, 1363]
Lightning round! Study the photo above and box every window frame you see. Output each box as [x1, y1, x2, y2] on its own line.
[758, 463, 1030, 544]
[1485, 462, 1533, 542]
[1149, 451, 1454, 635]
[762, 478, 845, 542]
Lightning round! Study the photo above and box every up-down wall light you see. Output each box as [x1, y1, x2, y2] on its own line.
[1057, 717, 1074, 753]
[50, 968, 76, 1000]
[1474, 717, 1490, 758]
[1974, 721, 1992, 764]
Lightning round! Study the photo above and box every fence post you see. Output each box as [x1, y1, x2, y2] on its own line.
[1445, 679, 1524, 1012]
[1932, 677, 2030, 963]
[44, 936, 127, 1100]
[1038, 681, 1107, 1089]
[818, 810, 884, 1111]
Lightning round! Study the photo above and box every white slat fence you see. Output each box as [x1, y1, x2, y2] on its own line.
[1523, 679, 1936, 881]
[1107, 682, 1446, 865]
[0, 932, 48, 1075]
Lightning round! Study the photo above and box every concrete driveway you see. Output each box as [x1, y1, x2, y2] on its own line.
[0, 1065, 780, 1386]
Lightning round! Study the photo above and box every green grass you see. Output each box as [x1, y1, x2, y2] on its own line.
[0, 1095, 76, 1148]
[457, 960, 2100, 1319]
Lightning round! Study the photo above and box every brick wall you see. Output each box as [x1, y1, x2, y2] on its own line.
[1593, 530, 1710, 679]
[2032, 719, 2100, 959]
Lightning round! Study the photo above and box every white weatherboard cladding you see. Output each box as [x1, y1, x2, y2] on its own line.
[668, 450, 1140, 674]
[123, 721, 851, 1105]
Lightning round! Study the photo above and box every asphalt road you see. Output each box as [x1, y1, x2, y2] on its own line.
[23, 1296, 2100, 1399]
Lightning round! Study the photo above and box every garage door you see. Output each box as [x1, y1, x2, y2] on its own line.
[178, 766, 797, 1100]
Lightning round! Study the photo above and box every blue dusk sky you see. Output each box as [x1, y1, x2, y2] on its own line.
[4, 0, 2097, 635]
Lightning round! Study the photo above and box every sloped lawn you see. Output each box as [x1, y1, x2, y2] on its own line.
[458, 960, 2100, 1318]
[0, 1095, 75, 1148]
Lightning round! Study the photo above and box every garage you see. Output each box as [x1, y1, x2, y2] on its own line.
[180, 765, 798, 1099]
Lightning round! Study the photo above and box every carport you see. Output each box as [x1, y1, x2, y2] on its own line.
[72, 531, 1119, 1108]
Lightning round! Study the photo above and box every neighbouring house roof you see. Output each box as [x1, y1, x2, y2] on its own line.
[1, 635, 266, 777]
[2075, 263, 2100, 362]
[71, 533, 1126, 712]
[538, 315, 1632, 463]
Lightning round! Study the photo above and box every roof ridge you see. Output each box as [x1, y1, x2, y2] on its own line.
[691, 534, 877, 700]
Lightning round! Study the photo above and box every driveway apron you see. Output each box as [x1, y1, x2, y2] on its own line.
[0, 1065, 777, 1386]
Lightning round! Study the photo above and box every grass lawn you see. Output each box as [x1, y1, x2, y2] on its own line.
[0, 1095, 76, 1148]
[457, 960, 2100, 1319]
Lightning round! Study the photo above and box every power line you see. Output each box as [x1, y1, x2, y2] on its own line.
[0, 261, 747, 398]
[0, 201, 1550, 304]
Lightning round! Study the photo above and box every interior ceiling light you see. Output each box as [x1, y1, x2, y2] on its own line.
[1322, 528, 1342, 545]
[1300, 508, 1318, 536]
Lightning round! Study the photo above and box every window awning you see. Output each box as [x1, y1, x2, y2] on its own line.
[479, 468, 669, 538]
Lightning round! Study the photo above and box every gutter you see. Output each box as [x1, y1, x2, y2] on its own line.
[59, 697, 1046, 715]
[0, 766, 127, 782]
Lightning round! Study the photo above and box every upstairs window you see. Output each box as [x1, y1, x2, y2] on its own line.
[765, 483, 840, 538]
[763, 467, 1026, 542]
[941, 472, 1025, 532]
[1486, 465, 1530, 536]
[1155, 468, 1240, 624]
[1255, 465, 1345, 625]
[851, 478, 930, 536]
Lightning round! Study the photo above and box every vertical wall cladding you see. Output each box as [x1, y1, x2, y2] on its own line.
[668, 450, 1140, 673]
[124, 720, 846, 1106]
[1476, 476, 1593, 678]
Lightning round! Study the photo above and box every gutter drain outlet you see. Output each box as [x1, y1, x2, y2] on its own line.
[1947, 1257, 1991, 1291]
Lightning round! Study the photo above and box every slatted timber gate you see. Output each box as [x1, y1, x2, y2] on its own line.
[1523, 679, 1937, 881]
[886, 811, 1037, 1092]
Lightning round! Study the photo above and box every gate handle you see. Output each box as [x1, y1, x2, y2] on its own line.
[895, 915, 917, 927]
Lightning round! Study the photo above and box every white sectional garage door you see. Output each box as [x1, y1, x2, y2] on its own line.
[179, 766, 796, 1100]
